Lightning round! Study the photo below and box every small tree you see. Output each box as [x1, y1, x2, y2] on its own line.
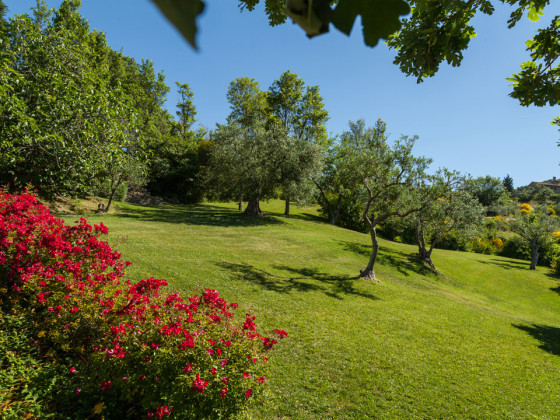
[510, 204, 560, 270]
[339, 119, 432, 281]
[503, 174, 514, 194]
[413, 170, 484, 268]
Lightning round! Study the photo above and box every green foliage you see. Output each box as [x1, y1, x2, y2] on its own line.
[237, 0, 410, 46]
[150, 0, 205, 49]
[413, 170, 485, 265]
[0, 1, 153, 199]
[387, 0, 493, 82]
[208, 121, 291, 212]
[503, 174, 514, 193]
[516, 183, 555, 204]
[464, 175, 507, 209]
[330, 0, 410, 47]
[508, 15, 560, 107]
[499, 234, 532, 260]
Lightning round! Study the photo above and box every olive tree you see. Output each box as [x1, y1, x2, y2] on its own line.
[339, 119, 432, 281]
[509, 203, 560, 270]
[413, 170, 485, 268]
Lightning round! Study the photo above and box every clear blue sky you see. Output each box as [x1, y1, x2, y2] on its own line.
[6, 0, 560, 188]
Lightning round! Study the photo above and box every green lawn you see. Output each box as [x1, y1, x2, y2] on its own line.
[76, 199, 560, 419]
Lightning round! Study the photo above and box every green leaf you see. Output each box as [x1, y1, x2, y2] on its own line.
[286, 0, 331, 38]
[527, 6, 544, 23]
[331, 0, 410, 47]
[150, 0, 205, 49]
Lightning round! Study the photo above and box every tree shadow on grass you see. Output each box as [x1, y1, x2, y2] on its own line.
[338, 241, 434, 277]
[474, 258, 530, 271]
[513, 323, 560, 356]
[272, 265, 379, 301]
[215, 262, 378, 301]
[115, 203, 285, 228]
[550, 285, 560, 295]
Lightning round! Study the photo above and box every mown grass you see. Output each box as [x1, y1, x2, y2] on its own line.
[75, 199, 560, 419]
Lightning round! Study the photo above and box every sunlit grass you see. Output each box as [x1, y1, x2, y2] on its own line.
[78, 199, 560, 419]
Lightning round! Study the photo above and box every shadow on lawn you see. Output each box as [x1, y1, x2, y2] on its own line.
[215, 262, 378, 301]
[474, 258, 530, 271]
[116, 203, 285, 228]
[514, 323, 560, 356]
[338, 241, 433, 277]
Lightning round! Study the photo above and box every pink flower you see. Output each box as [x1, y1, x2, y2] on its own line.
[242, 371, 251, 379]
[257, 376, 266, 384]
[69, 367, 76, 374]
[76, 388, 82, 394]
[210, 368, 217, 375]
[220, 358, 227, 367]
[220, 388, 228, 398]
[183, 364, 192, 373]
[221, 377, 229, 384]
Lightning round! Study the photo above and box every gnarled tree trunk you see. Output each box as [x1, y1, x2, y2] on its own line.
[530, 239, 539, 270]
[416, 223, 435, 268]
[244, 195, 264, 216]
[360, 221, 380, 282]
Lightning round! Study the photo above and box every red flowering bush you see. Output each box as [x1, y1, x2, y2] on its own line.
[0, 191, 287, 418]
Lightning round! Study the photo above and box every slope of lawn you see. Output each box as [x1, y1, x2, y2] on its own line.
[75, 199, 560, 419]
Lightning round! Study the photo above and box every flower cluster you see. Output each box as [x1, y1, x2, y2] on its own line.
[0, 191, 287, 418]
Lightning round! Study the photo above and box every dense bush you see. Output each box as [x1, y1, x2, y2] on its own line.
[0, 191, 286, 418]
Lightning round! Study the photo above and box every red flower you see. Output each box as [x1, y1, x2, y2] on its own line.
[245, 389, 253, 398]
[191, 373, 208, 393]
[220, 388, 228, 398]
[100, 380, 112, 391]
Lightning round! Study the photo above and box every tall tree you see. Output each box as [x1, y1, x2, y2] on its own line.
[267, 71, 329, 216]
[464, 175, 506, 208]
[0, 0, 139, 197]
[175, 81, 197, 137]
[339, 119, 432, 281]
[208, 121, 290, 216]
[503, 174, 514, 194]
[226, 77, 268, 127]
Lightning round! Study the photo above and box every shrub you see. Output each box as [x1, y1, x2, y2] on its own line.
[0, 191, 286, 418]
[498, 235, 530, 261]
[469, 237, 496, 255]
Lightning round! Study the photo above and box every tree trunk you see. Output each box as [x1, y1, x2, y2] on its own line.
[416, 223, 426, 259]
[238, 196, 243, 212]
[530, 240, 540, 270]
[284, 199, 290, 217]
[360, 222, 380, 282]
[244, 196, 264, 216]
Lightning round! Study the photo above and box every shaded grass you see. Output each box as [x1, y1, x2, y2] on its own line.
[76, 200, 560, 419]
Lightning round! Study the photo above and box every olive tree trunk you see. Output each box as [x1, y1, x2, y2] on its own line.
[244, 195, 264, 216]
[284, 199, 290, 217]
[530, 239, 540, 270]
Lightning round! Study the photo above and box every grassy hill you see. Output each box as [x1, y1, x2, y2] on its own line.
[77, 199, 560, 419]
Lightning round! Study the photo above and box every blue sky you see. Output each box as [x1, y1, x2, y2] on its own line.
[6, 0, 560, 187]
